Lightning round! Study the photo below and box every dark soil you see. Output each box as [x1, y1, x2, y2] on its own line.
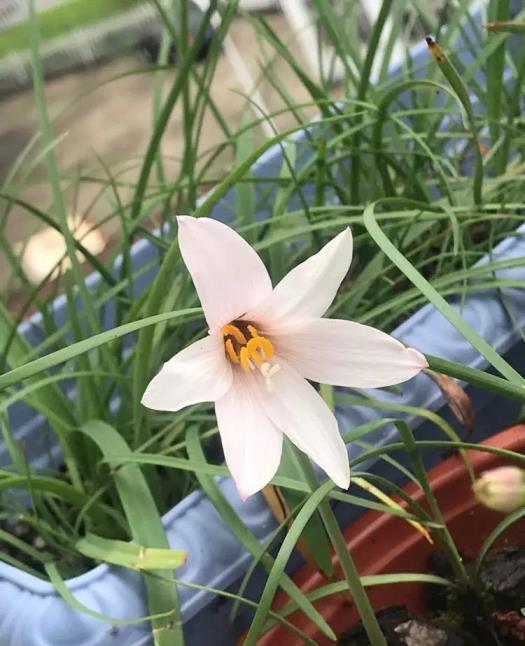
[339, 606, 469, 645]
[339, 544, 525, 645]
[0, 516, 94, 579]
[0, 516, 61, 576]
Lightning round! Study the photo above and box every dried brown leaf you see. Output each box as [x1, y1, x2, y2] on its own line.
[427, 370, 476, 435]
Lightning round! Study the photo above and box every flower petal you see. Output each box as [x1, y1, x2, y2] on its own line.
[141, 334, 232, 411]
[262, 360, 350, 489]
[274, 318, 428, 388]
[215, 370, 283, 500]
[177, 216, 272, 330]
[251, 228, 353, 324]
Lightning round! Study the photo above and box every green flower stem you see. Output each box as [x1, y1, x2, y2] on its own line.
[395, 421, 469, 587]
[425, 354, 525, 403]
[292, 447, 387, 646]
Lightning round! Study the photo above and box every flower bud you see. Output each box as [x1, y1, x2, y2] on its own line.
[473, 466, 525, 513]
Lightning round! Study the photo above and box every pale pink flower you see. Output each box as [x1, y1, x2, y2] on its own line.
[142, 217, 428, 499]
[473, 466, 525, 513]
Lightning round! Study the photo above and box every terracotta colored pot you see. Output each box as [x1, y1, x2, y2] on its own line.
[261, 425, 525, 645]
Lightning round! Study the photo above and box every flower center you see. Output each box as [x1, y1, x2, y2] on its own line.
[222, 320, 280, 391]
[222, 320, 273, 369]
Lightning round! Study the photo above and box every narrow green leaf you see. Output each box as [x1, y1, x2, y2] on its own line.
[486, 0, 510, 148]
[426, 354, 525, 402]
[425, 36, 484, 203]
[184, 426, 337, 642]
[363, 201, 525, 386]
[475, 507, 525, 573]
[290, 449, 387, 646]
[350, 0, 393, 203]
[235, 112, 257, 239]
[278, 442, 333, 578]
[268, 573, 453, 630]
[395, 421, 468, 584]
[243, 480, 336, 646]
[76, 533, 187, 571]
[78, 421, 182, 646]
[0, 308, 200, 390]
[485, 20, 525, 33]
[45, 563, 177, 627]
[28, 0, 104, 336]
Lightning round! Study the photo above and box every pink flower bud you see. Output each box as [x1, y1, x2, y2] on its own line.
[473, 466, 525, 513]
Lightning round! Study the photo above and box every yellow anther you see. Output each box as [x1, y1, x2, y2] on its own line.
[224, 338, 240, 364]
[247, 345, 264, 366]
[223, 320, 275, 371]
[247, 324, 259, 338]
[239, 346, 253, 371]
[247, 336, 274, 362]
[222, 324, 248, 345]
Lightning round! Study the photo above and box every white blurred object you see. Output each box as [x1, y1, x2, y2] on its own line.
[238, 0, 279, 10]
[278, 0, 345, 81]
[0, 0, 67, 30]
[15, 217, 107, 283]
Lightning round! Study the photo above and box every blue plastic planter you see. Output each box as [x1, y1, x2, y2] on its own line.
[2, 2, 524, 645]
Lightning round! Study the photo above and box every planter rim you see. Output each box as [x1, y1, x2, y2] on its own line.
[0, 476, 226, 594]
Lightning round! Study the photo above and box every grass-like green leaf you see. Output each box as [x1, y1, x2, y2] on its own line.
[76, 533, 187, 570]
[0, 308, 200, 390]
[45, 562, 177, 627]
[77, 420, 182, 646]
[363, 201, 525, 387]
[243, 479, 336, 646]
[184, 425, 337, 642]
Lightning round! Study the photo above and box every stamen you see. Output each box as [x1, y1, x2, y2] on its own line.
[222, 324, 248, 345]
[224, 338, 240, 364]
[247, 324, 259, 338]
[223, 320, 276, 374]
[239, 346, 255, 371]
[246, 337, 274, 362]
[248, 347, 264, 366]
